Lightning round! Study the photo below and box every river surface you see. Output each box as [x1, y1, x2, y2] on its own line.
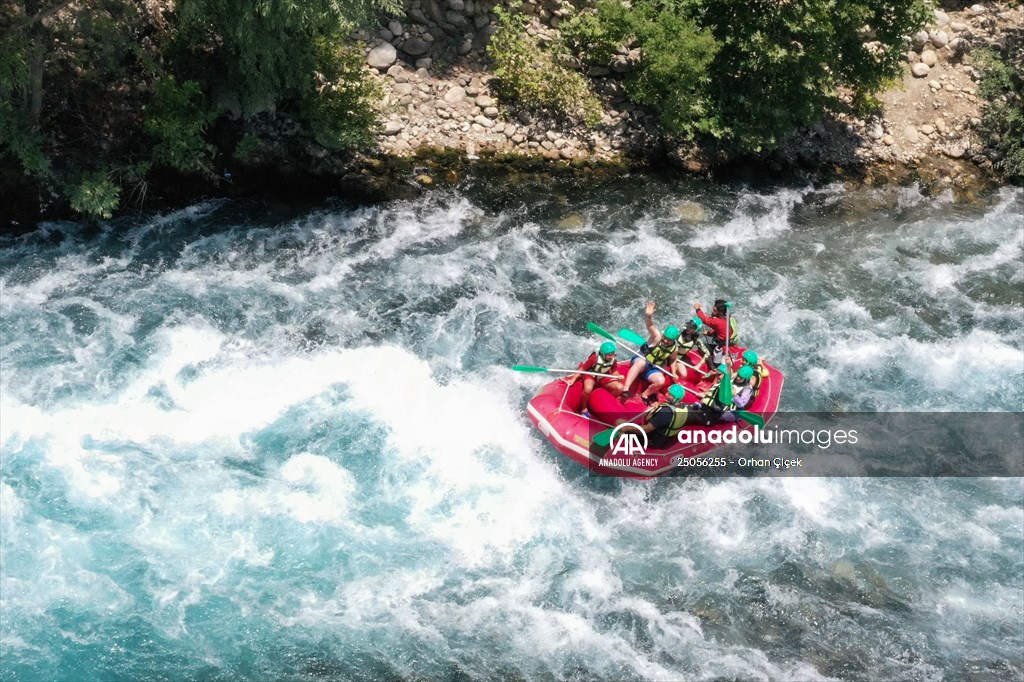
[2, 174, 1022, 681]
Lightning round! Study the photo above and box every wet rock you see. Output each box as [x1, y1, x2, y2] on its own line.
[673, 200, 707, 223]
[555, 213, 586, 229]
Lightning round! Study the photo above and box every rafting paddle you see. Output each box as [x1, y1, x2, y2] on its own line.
[512, 365, 617, 379]
[618, 328, 710, 377]
[592, 428, 615, 447]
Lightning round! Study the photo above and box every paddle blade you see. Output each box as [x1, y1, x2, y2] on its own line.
[717, 374, 733, 405]
[736, 410, 765, 428]
[592, 428, 615, 447]
[586, 322, 616, 341]
[618, 328, 646, 345]
[512, 365, 547, 372]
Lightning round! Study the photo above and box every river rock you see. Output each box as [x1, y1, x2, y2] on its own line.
[929, 30, 949, 48]
[555, 213, 586, 229]
[867, 124, 885, 140]
[921, 50, 937, 67]
[911, 62, 931, 77]
[673, 201, 707, 223]
[389, 20, 404, 36]
[903, 125, 920, 143]
[367, 43, 398, 69]
[384, 120, 404, 135]
[443, 86, 467, 103]
[403, 38, 431, 56]
[919, 124, 935, 135]
[912, 30, 930, 49]
[934, 10, 950, 26]
[945, 141, 968, 158]
[475, 94, 494, 107]
[387, 64, 408, 82]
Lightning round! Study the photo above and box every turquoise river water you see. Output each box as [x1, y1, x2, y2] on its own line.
[1, 174, 1022, 681]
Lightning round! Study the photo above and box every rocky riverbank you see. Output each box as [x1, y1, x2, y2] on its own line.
[2, 1, 1020, 231]
[330, 0, 1019, 192]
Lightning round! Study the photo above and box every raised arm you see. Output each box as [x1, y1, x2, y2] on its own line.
[644, 299, 661, 345]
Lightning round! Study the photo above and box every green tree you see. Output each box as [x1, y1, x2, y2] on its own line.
[698, 0, 931, 151]
[563, 0, 930, 152]
[171, 0, 397, 117]
[975, 45, 1023, 183]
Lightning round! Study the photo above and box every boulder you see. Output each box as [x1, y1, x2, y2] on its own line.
[911, 62, 931, 77]
[929, 30, 949, 48]
[403, 38, 431, 56]
[367, 43, 398, 69]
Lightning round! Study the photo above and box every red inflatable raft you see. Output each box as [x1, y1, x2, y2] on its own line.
[526, 351, 784, 477]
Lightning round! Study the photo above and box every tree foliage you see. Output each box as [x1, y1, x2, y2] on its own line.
[1, 0, 397, 220]
[564, 0, 930, 152]
[975, 44, 1023, 183]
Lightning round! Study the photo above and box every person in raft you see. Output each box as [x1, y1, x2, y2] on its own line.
[694, 299, 739, 366]
[566, 341, 624, 410]
[738, 349, 768, 400]
[639, 384, 702, 449]
[673, 318, 711, 376]
[694, 360, 755, 424]
[621, 299, 680, 405]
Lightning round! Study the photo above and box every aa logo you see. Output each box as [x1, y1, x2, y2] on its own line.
[609, 423, 648, 456]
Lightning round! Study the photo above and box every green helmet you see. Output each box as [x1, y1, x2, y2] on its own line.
[742, 350, 759, 364]
[599, 341, 616, 355]
[737, 365, 754, 381]
[668, 384, 685, 402]
[664, 325, 681, 341]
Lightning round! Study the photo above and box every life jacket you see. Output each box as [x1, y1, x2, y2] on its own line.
[641, 340, 677, 367]
[700, 385, 727, 412]
[593, 353, 616, 375]
[749, 363, 768, 398]
[678, 335, 710, 363]
[700, 378, 750, 412]
[645, 403, 690, 438]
